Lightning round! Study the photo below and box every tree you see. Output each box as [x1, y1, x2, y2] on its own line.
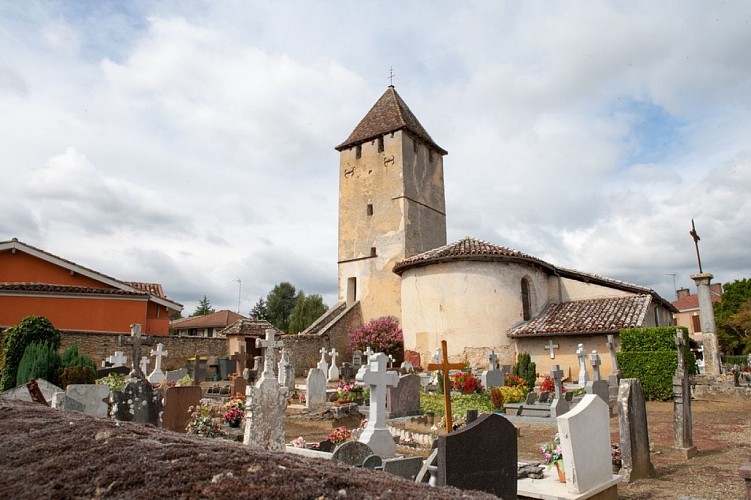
[288, 292, 327, 333]
[250, 298, 268, 320]
[348, 317, 404, 356]
[191, 295, 215, 317]
[0, 316, 62, 391]
[265, 282, 297, 333]
[715, 278, 751, 355]
[16, 341, 61, 387]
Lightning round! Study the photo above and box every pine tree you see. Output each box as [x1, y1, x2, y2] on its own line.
[250, 298, 268, 320]
[191, 295, 215, 317]
[16, 341, 61, 387]
[1, 316, 62, 391]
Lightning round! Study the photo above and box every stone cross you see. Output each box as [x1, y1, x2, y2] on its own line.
[256, 329, 284, 379]
[356, 352, 399, 457]
[364, 347, 374, 364]
[317, 347, 329, 373]
[589, 350, 602, 381]
[109, 351, 127, 367]
[606, 334, 620, 372]
[427, 340, 465, 433]
[139, 356, 149, 376]
[231, 346, 250, 374]
[488, 350, 498, 370]
[328, 347, 340, 381]
[675, 331, 686, 375]
[551, 364, 564, 399]
[673, 330, 696, 457]
[119, 324, 154, 379]
[576, 343, 589, 385]
[149, 343, 168, 375]
[544, 339, 559, 359]
[192, 353, 202, 385]
[277, 348, 291, 385]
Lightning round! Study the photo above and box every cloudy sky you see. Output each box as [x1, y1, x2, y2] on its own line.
[2, 1, 750, 315]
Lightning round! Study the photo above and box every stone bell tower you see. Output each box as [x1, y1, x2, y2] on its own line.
[335, 86, 447, 323]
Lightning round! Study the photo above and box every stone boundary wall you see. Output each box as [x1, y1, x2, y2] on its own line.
[283, 302, 362, 374]
[0, 329, 227, 373]
[691, 374, 751, 398]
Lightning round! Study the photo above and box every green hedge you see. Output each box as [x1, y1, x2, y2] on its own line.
[722, 355, 749, 367]
[618, 326, 696, 401]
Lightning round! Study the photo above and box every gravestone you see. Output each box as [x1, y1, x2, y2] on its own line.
[606, 334, 622, 385]
[403, 349, 422, 370]
[244, 329, 288, 451]
[139, 356, 149, 378]
[382, 456, 425, 480]
[525, 392, 538, 405]
[386, 373, 421, 418]
[437, 413, 517, 499]
[278, 348, 294, 390]
[112, 378, 162, 425]
[147, 343, 169, 384]
[231, 347, 250, 375]
[107, 351, 128, 368]
[673, 331, 697, 459]
[481, 350, 505, 388]
[1, 378, 62, 403]
[618, 378, 654, 482]
[538, 391, 550, 404]
[331, 441, 374, 467]
[557, 394, 620, 496]
[364, 347, 374, 364]
[586, 350, 610, 405]
[352, 350, 363, 370]
[51, 392, 85, 412]
[66, 384, 110, 418]
[363, 454, 382, 469]
[549, 365, 569, 417]
[162, 385, 203, 433]
[317, 347, 328, 373]
[166, 368, 188, 382]
[340, 362, 354, 384]
[306, 368, 327, 410]
[576, 343, 590, 386]
[328, 348, 340, 382]
[356, 352, 399, 458]
[119, 324, 154, 379]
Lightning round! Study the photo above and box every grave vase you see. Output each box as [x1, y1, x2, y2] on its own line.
[554, 461, 565, 483]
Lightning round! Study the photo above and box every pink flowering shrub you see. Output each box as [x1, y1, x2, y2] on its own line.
[348, 316, 404, 357]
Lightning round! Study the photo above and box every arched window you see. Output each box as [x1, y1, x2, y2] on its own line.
[521, 278, 531, 321]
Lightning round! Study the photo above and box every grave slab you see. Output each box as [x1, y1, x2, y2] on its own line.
[617, 378, 654, 482]
[162, 386, 202, 433]
[66, 384, 110, 418]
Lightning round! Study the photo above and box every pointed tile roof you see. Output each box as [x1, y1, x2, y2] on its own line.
[336, 86, 447, 155]
[393, 237, 555, 275]
[508, 295, 652, 337]
[170, 310, 246, 330]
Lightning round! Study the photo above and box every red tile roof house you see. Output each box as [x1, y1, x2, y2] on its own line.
[672, 284, 723, 343]
[0, 238, 182, 336]
[170, 310, 247, 338]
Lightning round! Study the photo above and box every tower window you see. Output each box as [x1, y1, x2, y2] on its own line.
[370, 247, 377, 257]
[367, 204, 373, 216]
[355, 144, 362, 159]
[413, 137, 418, 153]
[377, 136, 384, 152]
[521, 278, 531, 321]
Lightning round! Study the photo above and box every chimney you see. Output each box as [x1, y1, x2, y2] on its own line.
[676, 288, 691, 300]
[710, 283, 723, 299]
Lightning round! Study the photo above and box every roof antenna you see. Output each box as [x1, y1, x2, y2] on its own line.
[388, 66, 395, 87]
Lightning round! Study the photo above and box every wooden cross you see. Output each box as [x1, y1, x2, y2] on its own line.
[427, 340, 464, 433]
[544, 339, 559, 359]
[257, 328, 284, 377]
[192, 353, 202, 386]
[231, 346, 250, 374]
[119, 324, 154, 379]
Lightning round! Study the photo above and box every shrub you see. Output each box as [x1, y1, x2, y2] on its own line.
[490, 387, 504, 409]
[539, 374, 566, 394]
[60, 342, 97, 372]
[59, 365, 97, 388]
[498, 385, 526, 404]
[1, 316, 61, 391]
[511, 352, 536, 393]
[348, 317, 403, 357]
[96, 373, 127, 393]
[618, 326, 697, 400]
[451, 370, 483, 394]
[15, 341, 61, 386]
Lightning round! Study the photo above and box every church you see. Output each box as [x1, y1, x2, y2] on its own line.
[330, 85, 676, 379]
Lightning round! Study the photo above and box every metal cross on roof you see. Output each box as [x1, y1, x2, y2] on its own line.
[388, 66, 396, 86]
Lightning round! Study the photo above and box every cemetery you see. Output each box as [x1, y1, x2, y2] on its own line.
[1, 321, 751, 498]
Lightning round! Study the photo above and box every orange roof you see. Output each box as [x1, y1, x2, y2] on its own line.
[171, 310, 246, 329]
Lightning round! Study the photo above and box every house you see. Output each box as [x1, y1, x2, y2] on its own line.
[0, 238, 182, 335]
[219, 318, 283, 360]
[327, 85, 676, 378]
[170, 310, 246, 338]
[672, 284, 723, 343]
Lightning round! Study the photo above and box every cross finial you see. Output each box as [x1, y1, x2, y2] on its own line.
[690, 219, 703, 273]
[388, 66, 395, 87]
[256, 329, 284, 377]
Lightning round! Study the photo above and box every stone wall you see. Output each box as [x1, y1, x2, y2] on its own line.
[0, 329, 227, 373]
[283, 302, 362, 374]
[691, 374, 751, 398]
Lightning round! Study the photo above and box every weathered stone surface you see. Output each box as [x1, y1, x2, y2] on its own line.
[112, 378, 162, 426]
[357, 352, 399, 458]
[387, 373, 421, 418]
[305, 368, 327, 410]
[0, 379, 62, 403]
[437, 413, 517, 499]
[66, 384, 110, 418]
[331, 441, 374, 467]
[382, 456, 424, 480]
[51, 392, 85, 413]
[617, 378, 655, 482]
[162, 386, 202, 433]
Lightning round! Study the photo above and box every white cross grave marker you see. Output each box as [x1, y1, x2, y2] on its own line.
[139, 356, 149, 376]
[356, 352, 399, 457]
[576, 343, 589, 385]
[109, 351, 128, 367]
[364, 346, 374, 364]
[328, 348, 339, 381]
[148, 343, 169, 384]
[256, 329, 284, 380]
[589, 350, 602, 381]
[544, 339, 559, 359]
[317, 347, 328, 373]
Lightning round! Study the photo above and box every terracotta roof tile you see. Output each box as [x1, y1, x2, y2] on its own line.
[509, 295, 652, 337]
[0, 283, 148, 296]
[171, 310, 246, 329]
[336, 86, 447, 155]
[393, 236, 554, 275]
[125, 282, 165, 299]
[219, 319, 281, 337]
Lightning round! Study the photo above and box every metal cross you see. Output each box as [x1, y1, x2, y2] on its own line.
[427, 340, 464, 433]
[388, 66, 396, 86]
[689, 219, 703, 273]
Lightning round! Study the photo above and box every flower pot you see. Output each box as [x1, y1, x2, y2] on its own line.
[554, 462, 565, 483]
